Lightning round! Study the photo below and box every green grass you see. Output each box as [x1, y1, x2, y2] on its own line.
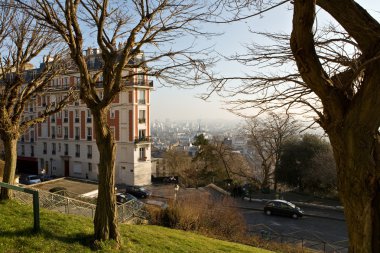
[0, 201, 273, 253]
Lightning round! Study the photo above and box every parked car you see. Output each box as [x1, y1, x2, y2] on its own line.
[38, 174, 56, 182]
[125, 185, 151, 198]
[264, 200, 304, 219]
[19, 175, 41, 185]
[116, 193, 137, 204]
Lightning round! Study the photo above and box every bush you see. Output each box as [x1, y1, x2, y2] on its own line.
[148, 194, 247, 242]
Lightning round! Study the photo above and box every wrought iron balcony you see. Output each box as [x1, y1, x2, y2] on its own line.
[134, 136, 151, 144]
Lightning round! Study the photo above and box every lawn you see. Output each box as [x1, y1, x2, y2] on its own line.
[0, 201, 273, 253]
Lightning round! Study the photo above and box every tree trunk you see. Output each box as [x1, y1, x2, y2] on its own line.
[92, 108, 120, 244]
[0, 137, 18, 200]
[329, 128, 380, 253]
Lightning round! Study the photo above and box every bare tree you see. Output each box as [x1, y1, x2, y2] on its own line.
[17, 0, 214, 244]
[0, 5, 74, 200]
[210, 0, 380, 251]
[245, 113, 298, 190]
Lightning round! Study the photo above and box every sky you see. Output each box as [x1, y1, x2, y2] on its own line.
[150, 0, 380, 122]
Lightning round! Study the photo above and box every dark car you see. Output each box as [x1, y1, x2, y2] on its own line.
[116, 193, 137, 204]
[125, 185, 151, 199]
[264, 200, 303, 219]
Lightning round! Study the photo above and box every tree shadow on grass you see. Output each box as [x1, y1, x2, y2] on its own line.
[0, 227, 95, 250]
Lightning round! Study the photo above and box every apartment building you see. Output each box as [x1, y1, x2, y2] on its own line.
[17, 49, 153, 186]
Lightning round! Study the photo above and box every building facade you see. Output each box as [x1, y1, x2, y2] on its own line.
[17, 50, 153, 186]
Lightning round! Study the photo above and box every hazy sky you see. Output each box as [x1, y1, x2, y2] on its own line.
[151, 1, 380, 121]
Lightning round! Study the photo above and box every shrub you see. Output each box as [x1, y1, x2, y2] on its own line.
[148, 193, 246, 242]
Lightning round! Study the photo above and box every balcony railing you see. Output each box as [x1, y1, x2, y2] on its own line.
[125, 80, 153, 87]
[138, 157, 147, 162]
[134, 136, 151, 144]
[138, 118, 146, 124]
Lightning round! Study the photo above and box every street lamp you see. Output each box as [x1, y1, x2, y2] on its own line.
[50, 158, 53, 176]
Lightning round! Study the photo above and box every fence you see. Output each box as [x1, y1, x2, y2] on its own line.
[249, 225, 348, 253]
[13, 188, 148, 223]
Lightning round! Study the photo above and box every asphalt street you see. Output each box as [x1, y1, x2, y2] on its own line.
[147, 184, 349, 252]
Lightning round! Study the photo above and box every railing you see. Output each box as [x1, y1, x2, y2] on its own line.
[11, 187, 147, 225]
[134, 136, 151, 144]
[249, 227, 348, 253]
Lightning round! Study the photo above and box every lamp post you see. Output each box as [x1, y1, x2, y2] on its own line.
[50, 158, 53, 176]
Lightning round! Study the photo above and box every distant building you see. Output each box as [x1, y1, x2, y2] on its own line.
[17, 49, 153, 185]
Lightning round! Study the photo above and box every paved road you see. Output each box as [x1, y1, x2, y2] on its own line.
[147, 185, 349, 252]
[242, 209, 348, 252]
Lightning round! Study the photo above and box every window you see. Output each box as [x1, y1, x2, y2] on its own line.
[75, 127, 80, 139]
[52, 143, 56, 155]
[57, 111, 62, 119]
[75, 109, 80, 123]
[30, 130, 35, 142]
[51, 126, 56, 138]
[137, 73, 144, 84]
[31, 145, 34, 156]
[43, 142, 47, 154]
[88, 163, 92, 172]
[21, 145, 25, 156]
[64, 144, 69, 155]
[87, 109, 92, 123]
[51, 114, 55, 123]
[58, 143, 61, 152]
[64, 110, 68, 122]
[87, 145, 92, 159]
[110, 109, 115, 119]
[64, 127, 68, 139]
[75, 144, 80, 157]
[57, 126, 62, 136]
[87, 127, 92, 140]
[138, 90, 145, 104]
[138, 130, 146, 140]
[139, 147, 146, 160]
[138, 110, 146, 123]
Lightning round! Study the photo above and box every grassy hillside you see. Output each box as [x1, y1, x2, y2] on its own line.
[0, 201, 273, 253]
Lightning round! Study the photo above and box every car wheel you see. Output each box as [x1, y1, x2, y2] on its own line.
[292, 213, 299, 219]
[265, 210, 271, 216]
